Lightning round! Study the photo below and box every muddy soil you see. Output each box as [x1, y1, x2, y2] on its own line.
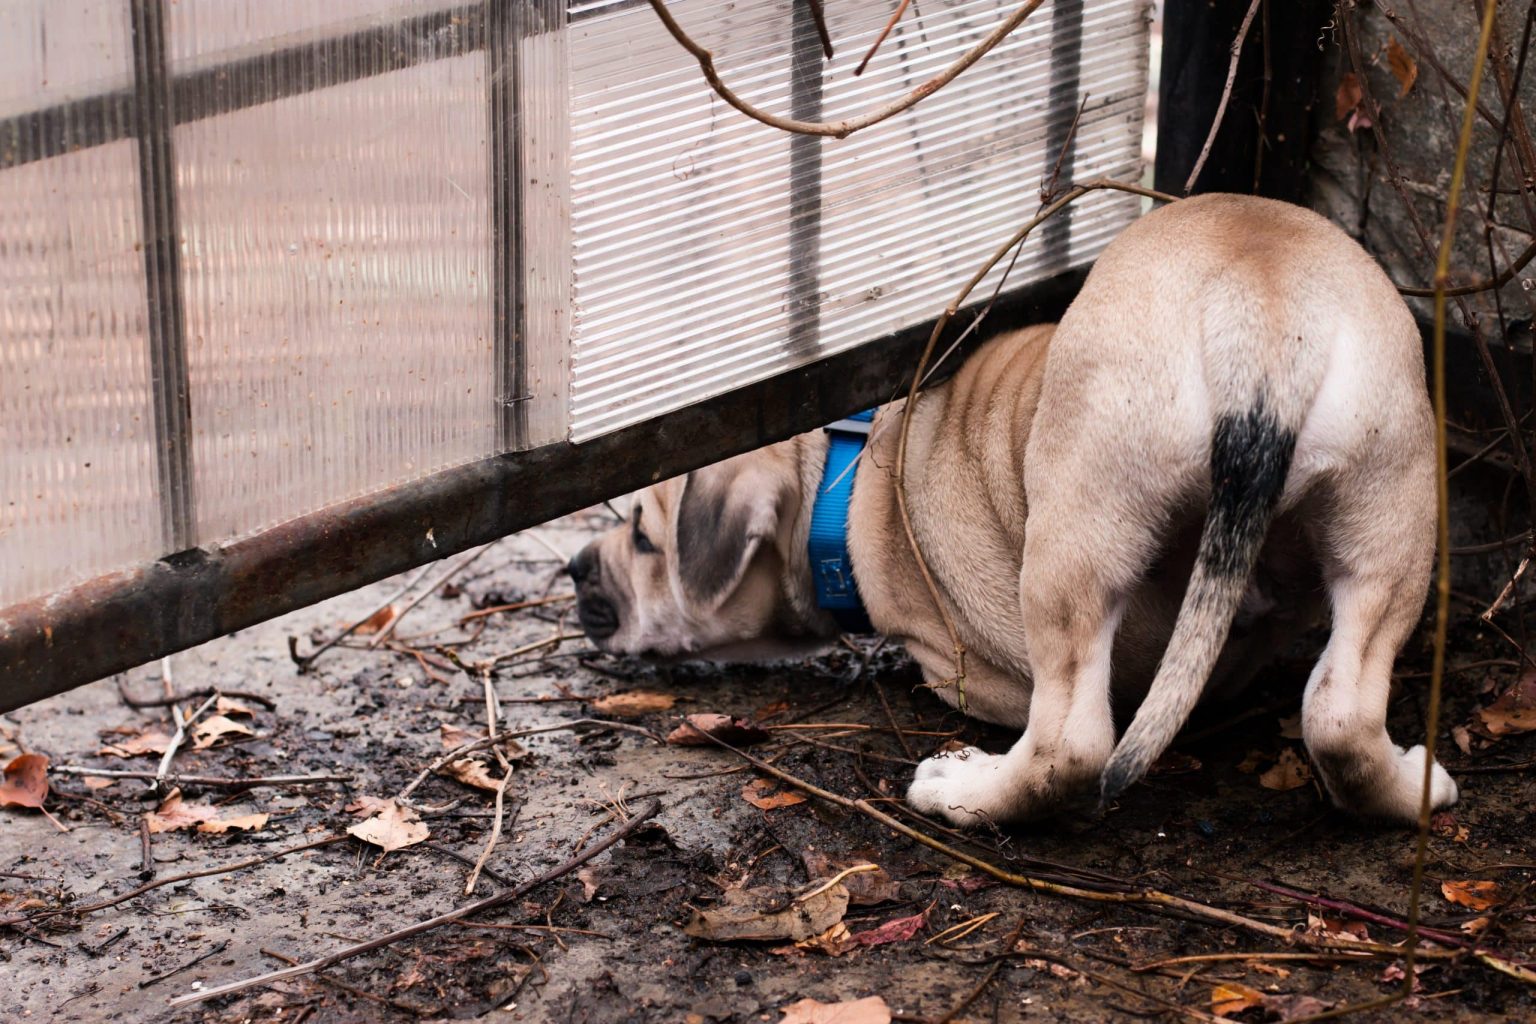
[3, 507, 1534, 1023]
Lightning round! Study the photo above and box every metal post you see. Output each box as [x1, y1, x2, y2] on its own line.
[488, 0, 526, 450]
[129, 0, 197, 553]
[1042, 0, 1084, 267]
[786, 2, 825, 357]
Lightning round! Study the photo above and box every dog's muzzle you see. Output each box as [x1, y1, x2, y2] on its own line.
[567, 546, 619, 641]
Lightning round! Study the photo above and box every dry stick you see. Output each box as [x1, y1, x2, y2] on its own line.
[0, 835, 347, 930]
[458, 593, 574, 624]
[646, 0, 1046, 138]
[1406, 0, 1501, 997]
[54, 767, 352, 789]
[397, 719, 662, 803]
[855, 0, 912, 76]
[138, 818, 154, 879]
[1182, 0, 1263, 194]
[1398, 236, 1536, 296]
[117, 680, 277, 711]
[893, 178, 1177, 707]
[168, 799, 662, 1008]
[153, 693, 218, 793]
[371, 542, 500, 648]
[804, 0, 833, 59]
[289, 561, 434, 671]
[465, 669, 515, 895]
[933, 961, 1002, 1024]
[676, 722, 1534, 982]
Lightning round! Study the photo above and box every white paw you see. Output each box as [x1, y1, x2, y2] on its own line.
[906, 746, 1007, 828]
[1399, 744, 1459, 809]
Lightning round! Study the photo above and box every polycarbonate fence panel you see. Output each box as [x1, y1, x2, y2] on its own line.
[0, 4, 160, 608]
[167, 5, 498, 542]
[564, 0, 1147, 440]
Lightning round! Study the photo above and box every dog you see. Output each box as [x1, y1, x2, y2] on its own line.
[567, 193, 1459, 827]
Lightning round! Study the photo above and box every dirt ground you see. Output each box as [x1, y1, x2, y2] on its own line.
[3, 506, 1535, 1024]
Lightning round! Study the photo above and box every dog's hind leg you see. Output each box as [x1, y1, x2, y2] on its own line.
[1301, 457, 1457, 822]
[907, 476, 1174, 827]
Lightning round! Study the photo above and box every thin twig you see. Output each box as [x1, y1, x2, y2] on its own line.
[805, 0, 833, 59]
[1183, 0, 1263, 194]
[855, 0, 912, 76]
[458, 593, 574, 624]
[169, 799, 662, 1007]
[1406, 0, 1501, 993]
[287, 562, 434, 672]
[153, 693, 218, 793]
[371, 542, 500, 648]
[53, 767, 352, 789]
[645, 0, 1046, 138]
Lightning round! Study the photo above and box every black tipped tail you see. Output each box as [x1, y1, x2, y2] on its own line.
[1100, 404, 1298, 805]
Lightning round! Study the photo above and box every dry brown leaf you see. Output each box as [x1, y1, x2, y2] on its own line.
[83, 776, 118, 791]
[197, 813, 269, 834]
[0, 753, 50, 811]
[442, 757, 505, 792]
[1387, 36, 1418, 97]
[98, 729, 174, 758]
[1442, 879, 1502, 911]
[1307, 911, 1370, 943]
[214, 696, 257, 718]
[1212, 981, 1264, 1018]
[742, 778, 807, 811]
[684, 883, 848, 943]
[352, 603, 398, 634]
[802, 853, 901, 906]
[791, 920, 856, 956]
[344, 795, 392, 816]
[191, 715, 254, 750]
[1451, 724, 1474, 755]
[779, 996, 890, 1024]
[347, 798, 430, 853]
[1476, 672, 1536, 737]
[1335, 72, 1364, 121]
[1461, 915, 1493, 937]
[1262, 993, 1333, 1020]
[847, 909, 927, 947]
[667, 714, 770, 747]
[441, 723, 485, 749]
[1259, 747, 1312, 791]
[589, 690, 677, 717]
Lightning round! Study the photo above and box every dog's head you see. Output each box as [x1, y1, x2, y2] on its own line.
[567, 443, 820, 659]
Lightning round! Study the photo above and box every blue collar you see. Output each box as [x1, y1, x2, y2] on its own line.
[808, 410, 874, 634]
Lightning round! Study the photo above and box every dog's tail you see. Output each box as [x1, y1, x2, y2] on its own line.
[1100, 399, 1298, 804]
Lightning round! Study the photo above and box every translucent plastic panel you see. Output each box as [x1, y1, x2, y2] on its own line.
[0, 140, 160, 607]
[566, 0, 1146, 440]
[0, 1, 133, 109]
[171, 33, 496, 541]
[165, 0, 420, 60]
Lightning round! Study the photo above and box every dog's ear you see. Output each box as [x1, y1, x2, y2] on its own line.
[673, 461, 786, 610]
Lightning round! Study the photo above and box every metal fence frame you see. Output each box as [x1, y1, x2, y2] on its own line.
[1, 0, 1090, 711]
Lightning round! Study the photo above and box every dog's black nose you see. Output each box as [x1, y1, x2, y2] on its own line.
[566, 546, 598, 585]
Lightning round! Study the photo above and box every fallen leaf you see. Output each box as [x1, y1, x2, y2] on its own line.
[1387, 36, 1418, 97]
[344, 795, 392, 817]
[1461, 915, 1493, 936]
[742, 778, 807, 810]
[1442, 879, 1502, 911]
[146, 788, 267, 834]
[1476, 672, 1536, 736]
[791, 921, 855, 956]
[197, 813, 269, 834]
[1335, 72, 1364, 121]
[83, 776, 118, 791]
[779, 995, 891, 1024]
[441, 723, 485, 749]
[0, 753, 50, 811]
[1431, 811, 1469, 843]
[98, 729, 174, 758]
[589, 690, 677, 717]
[667, 714, 770, 747]
[1262, 993, 1334, 1020]
[214, 696, 257, 718]
[684, 883, 849, 943]
[1306, 911, 1370, 943]
[1259, 747, 1312, 791]
[802, 853, 902, 906]
[1148, 750, 1202, 776]
[347, 798, 430, 853]
[1451, 724, 1474, 755]
[848, 909, 927, 947]
[352, 604, 398, 634]
[1212, 981, 1264, 1018]
[443, 757, 505, 792]
[191, 715, 253, 750]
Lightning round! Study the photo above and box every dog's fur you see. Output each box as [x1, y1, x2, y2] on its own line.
[568, 194, 1458, 826]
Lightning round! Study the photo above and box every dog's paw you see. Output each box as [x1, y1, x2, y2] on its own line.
[1398, 744, 1459, 810]
[907, 746, 1007, 828]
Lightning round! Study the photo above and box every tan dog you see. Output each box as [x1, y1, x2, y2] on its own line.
[568, 194, 1458, 826]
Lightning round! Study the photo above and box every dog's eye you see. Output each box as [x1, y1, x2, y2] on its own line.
[632, 510, 659, 555]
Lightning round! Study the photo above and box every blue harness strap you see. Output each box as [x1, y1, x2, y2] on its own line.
[808, 410, 874, 634]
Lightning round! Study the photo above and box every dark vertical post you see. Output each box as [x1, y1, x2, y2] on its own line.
[1155, 0, 1329, 200]
[1043, 0, 1085, 266]
[786, 2, 825, 357]
[129, 0, 196, 552]
[488, 0, 526, 450]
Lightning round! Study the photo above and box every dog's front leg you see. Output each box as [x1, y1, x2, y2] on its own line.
[907, 590, 1124, 827]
